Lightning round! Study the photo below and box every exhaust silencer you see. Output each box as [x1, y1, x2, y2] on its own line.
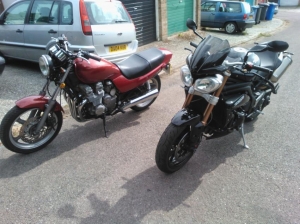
[271, 55, 292, 83]
[121, 89, 159, 110]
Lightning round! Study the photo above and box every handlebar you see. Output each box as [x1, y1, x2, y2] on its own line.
[80, 51, 101, 62]
[223, 61, 273, 75]
[190, 42, 198, 48]
[244, 62, 273, 75]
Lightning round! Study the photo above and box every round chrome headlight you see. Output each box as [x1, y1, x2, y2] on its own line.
[180, 65, 193, 87]
[39, 55, 53, 77]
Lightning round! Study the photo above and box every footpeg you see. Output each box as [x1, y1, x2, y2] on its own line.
[238, 123, 249, 149]
[256, 110, 264, 115]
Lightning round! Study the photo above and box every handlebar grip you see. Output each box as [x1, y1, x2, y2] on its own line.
[190, 42, 198, 48]
[88, 53, 101, 62]
[81, 51, 101, 62]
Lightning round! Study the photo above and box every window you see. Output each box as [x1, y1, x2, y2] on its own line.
[85, 1, 130, 25]
[61, 2, 73, 25]
[221, 3, 242, 13]
[3, 0, 30, 25]
[201, 2, 217, 12]
[29, 0, 59, 24]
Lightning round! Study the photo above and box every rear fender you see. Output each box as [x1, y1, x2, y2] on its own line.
[16, 95, 64, 112]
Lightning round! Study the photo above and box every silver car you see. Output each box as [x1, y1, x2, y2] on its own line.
[0, 0, 138, 63]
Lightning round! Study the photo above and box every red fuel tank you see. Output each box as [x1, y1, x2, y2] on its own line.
[74, 58, 121, 84]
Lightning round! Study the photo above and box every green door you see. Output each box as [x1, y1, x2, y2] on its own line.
[167, 0, 194, 36]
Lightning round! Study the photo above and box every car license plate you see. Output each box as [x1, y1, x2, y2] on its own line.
[109, 44, 127, 53]
[249, 15, 253, 19]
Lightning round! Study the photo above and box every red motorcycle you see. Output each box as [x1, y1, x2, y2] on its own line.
[0, 35, 172, 154]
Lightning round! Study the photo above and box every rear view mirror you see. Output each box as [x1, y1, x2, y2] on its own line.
[186, 18, 197, 31]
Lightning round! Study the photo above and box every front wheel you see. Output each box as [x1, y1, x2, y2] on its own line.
[0, 106, 63, 154]
[155, 123, 194, 173]
[131, 75, 161, 111]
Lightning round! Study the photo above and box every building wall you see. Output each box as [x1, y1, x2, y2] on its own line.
[280, 0, 299, 6]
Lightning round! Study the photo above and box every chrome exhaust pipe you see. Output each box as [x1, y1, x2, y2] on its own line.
[121, 89, 159, 110]
[271, 55, 292, 83]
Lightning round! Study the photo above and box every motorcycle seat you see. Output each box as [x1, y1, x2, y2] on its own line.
[116, 48, 165, 79]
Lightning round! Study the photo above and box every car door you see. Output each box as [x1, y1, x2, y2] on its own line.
[23, 0, 59, 62]
[0, 0, 31, 60]
[213, 2, 228, 28]
[201, 1, 218, 27]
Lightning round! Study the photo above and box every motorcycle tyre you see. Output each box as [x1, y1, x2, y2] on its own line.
[131, 75, 161, 111]
[155, 123, 194, 174]
[0, 106, 63, 154]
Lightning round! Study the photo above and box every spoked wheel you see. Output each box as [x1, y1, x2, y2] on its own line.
[0, 106, 63, 154]
[131, 75, 161, 111]
[155, 123, 194, 173]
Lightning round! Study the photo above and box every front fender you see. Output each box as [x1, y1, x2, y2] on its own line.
[16, 95, 64, 112]
[171, 109, 201, 127]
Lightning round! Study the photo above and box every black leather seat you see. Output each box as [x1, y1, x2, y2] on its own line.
[116, 48, 164, 79]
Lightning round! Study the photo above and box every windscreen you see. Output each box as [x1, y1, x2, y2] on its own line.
[190, 35, 230, 74]
[85, 1, 131, 25]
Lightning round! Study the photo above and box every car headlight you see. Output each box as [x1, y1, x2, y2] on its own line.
[180, 65, 193, 87]
[39, 55, 53, 77]
[194, 74, 223, 93]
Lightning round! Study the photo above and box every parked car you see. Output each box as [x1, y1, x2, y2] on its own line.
[0, 0, 138, 63]
[201, 0, 255, 34]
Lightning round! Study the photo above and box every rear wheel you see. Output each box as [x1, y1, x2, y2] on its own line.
[0, 106, 63, 154]
[225, 22, 237, 34]
[131, 75, 161, 111]
[155, 123, 194, 173]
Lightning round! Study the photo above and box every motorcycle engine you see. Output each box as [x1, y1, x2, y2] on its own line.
[78, 81, 117, 116]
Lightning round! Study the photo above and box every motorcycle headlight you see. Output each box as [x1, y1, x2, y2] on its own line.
[39, 55, 53, 77]
[180, 65, 193, 87]
[194, 74, 223, 93]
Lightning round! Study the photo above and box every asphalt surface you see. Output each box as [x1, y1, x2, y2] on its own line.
[0, 8, 299, 224]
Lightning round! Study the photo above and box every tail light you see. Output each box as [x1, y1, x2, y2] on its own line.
[243, 14, 247, 20]
[79, 0, 92, 35]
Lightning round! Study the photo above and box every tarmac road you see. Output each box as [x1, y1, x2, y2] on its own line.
[0, 8, 299, 224]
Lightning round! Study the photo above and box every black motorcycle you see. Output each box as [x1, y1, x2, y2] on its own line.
[155, 19, 293, 173]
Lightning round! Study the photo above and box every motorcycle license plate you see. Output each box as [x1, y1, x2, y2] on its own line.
[109, 44, 127, 53]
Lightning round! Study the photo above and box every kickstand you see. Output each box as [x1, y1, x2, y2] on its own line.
[238, 123, 249, 149]
[103, 114, 108, 138]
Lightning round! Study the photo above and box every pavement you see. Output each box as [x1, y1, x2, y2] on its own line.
[138, 17, 285, 73]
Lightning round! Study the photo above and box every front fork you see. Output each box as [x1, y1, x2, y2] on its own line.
[179, 71, 231, 150]
[34, 65, 72, 134]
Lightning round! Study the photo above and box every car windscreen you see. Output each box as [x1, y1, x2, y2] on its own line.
[85, 1, 131, 25]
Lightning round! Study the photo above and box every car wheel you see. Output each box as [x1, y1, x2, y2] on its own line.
[225, 22, 237, 34]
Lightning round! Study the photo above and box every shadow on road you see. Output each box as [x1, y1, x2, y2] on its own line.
[56, 123, 255, 223]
